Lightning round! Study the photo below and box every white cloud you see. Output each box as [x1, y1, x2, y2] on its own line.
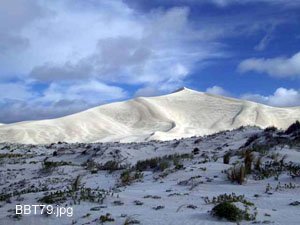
[0, 82, 35, 101]
[0, 2, 220, 87]
[0, 0, 49, 57]
[205, 85, 300, 107]
[25, 6, 218, 90]
[206, 86, 230, 96]
[254, 25, 275, 51]
[242, 87, 300, 107]
[209, 0, 300, 7]
[134, 86, 163, 97]
[238, 52, 300, 78]
[1, 1, 218, 122]
[0, 0, 298, 123]
[42, 80, 127, 104]
[0, 80, 127, 123]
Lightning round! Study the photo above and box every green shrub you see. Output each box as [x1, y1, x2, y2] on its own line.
[42, 160, 70, 170]
[264, 126, 277, 132]
[158, 161, 169, 171]
[135, 153, 192, 172]
[173, 157, 183, 170]
[211, 202, 243, 222]
[100, 213, 114, 222]
[0, 153, 23, 159]
[99, 160, 124, 172]
[120, 170, 143, 185]
[285, 120, 300, 135]
[192, 148, 200, 155]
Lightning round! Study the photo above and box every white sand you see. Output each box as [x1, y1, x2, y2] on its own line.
[0, 87, 299, 144]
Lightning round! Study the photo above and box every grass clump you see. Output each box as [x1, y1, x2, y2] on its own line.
[42, 160, 71, 172]
[0, 153, 23, 159]
[99, 160, 124, 172]
[244, 150, 253, 174]
[135, 153, 192, 172]
[120, 170, 143, 185]
[223, 152, 231, 164]
[227, 165, 246, 185]
[100, 213, 114, 222]
[204, 193, 254, 206]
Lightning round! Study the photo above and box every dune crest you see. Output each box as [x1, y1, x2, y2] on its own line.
[0, 87, 299, 144]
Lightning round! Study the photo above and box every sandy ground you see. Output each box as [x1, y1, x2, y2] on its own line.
[0, 126, 299, 224]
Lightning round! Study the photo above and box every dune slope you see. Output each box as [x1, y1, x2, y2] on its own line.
[0, 87, 299, 144]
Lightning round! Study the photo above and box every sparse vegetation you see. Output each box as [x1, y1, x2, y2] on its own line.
[38, 185, 108, 204]
[0, 123, 299, 225]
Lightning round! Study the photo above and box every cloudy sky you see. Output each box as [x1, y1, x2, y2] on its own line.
[0, 0, 299, 123]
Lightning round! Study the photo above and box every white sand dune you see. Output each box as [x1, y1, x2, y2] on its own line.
[0, 87, 299, 144]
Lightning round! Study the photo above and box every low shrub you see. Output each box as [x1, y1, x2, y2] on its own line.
[211, 201, 255, 222]
[264, 126, 277, 132]
[211, 202, 243, 222]
[285, 121, 300, 135]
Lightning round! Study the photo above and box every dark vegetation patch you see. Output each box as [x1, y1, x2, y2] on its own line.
[135, 153, 192, 172]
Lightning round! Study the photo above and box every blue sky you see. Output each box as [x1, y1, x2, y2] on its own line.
[0, 0, 299, 123]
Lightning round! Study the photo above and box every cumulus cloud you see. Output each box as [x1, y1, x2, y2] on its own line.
[27, 6, 216, 89]
[1, 1, 211, 122]
[238, 52, 300, 78]
[134, 87, 163, 97]
[210, 0, 300, 7]
[206, 86, 231, 96]
[41, 80, 127, 104]
[0, 0, 298, 123]
[0, 99, 90, 124]
[126, 0, 300, 8]
[0, 0, 49, 56]
[0, 80, 127, 123]
[242, 87, 300, 107]
[205, 85, 300, 107]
